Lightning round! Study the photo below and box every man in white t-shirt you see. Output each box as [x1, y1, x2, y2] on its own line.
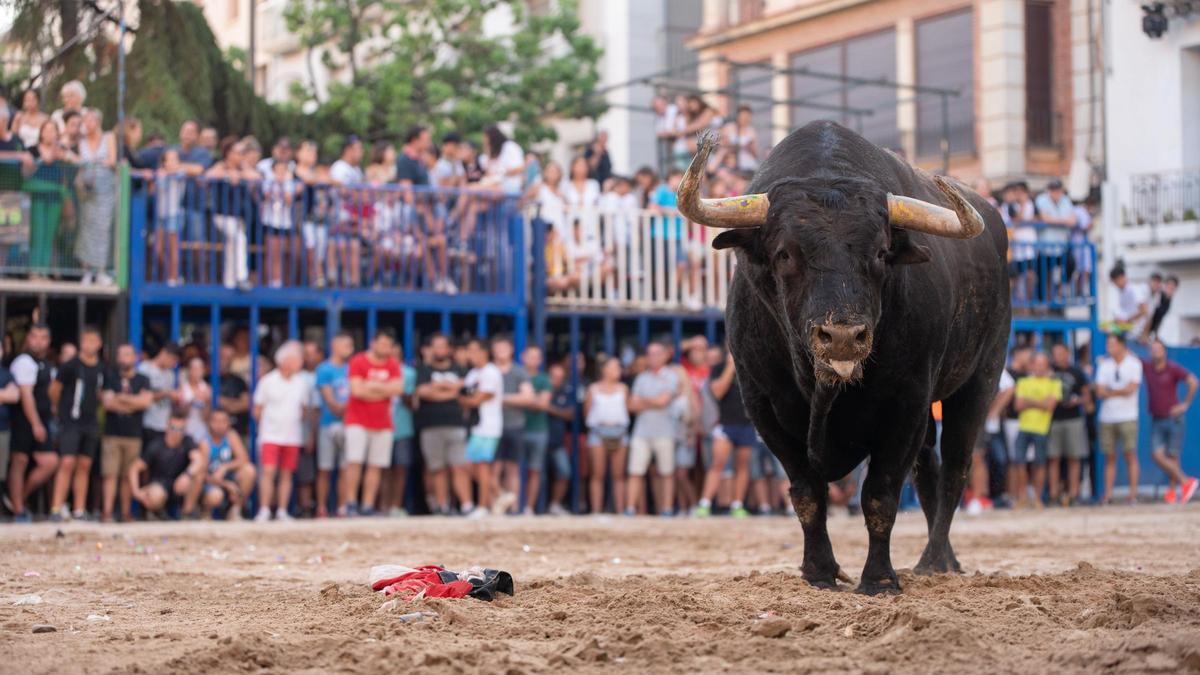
[968, 368, 1015, 515]
[329, 136, 364, 185]
[1095, 333, 1143, 505]
[1108, 267, 1148, 335]
[459, 338, 503, 517]
[252, 341, 313, 522]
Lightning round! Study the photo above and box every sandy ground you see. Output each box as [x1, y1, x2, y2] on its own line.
[2, 505, 1199, 674]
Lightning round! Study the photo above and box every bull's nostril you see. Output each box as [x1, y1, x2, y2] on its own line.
[817, 329, 833, 346]
[855, 331, 868, 345]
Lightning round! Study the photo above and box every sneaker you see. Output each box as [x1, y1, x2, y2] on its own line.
[96, 273, 114, 286]
[275, 508, 294, 522]
[1165, 488, 1179, 505]
[730, 506, 750, 519]
[757, 504, 773, 516]
[444, 279, 459, 295]
[356, 506, 378, 517]
[693, 504, 711, 518]
[660, 509, 676, 517]
[166, 277, 181, 287]
[12, 511, 32, 523]
[1182, 477, 1199, 504]
[339, 501, 358, 518]
[966, 498, 984, 516]
[253, 508, 271, 523]
[623, 507, 636, 517]
[387, 506, 408, 518]
[80, 272, 94, 285]
[492, 491, 517, 516]
[547, 503, 568, 516]
[467, 505, 490, 520]
[2, 493, 14, 513]
[227, 508, 243, 522]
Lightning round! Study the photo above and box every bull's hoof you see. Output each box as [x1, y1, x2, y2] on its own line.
[855, 575, 902, 596]
[802, 567, 851, 591]
[914, 547, 963, 576]
[805, 577, 841, 591]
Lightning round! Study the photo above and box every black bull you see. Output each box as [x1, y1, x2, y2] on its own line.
[702, 122, 1011, 594]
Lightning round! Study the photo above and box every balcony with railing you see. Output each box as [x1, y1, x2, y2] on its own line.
[129, 175, 525, 310]
[1117, 169, 1200, 261]
[0, 158, 125, 294]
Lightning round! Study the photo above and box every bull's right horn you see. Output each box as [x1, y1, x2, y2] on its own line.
[676, 130, 769, 229]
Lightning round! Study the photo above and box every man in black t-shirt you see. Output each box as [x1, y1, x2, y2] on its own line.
[7, 324, 57, 522]
[1048, 343, 1091, 506]
[128, 410, 207, 518]
[100, 344, 154, 522]
[544, 362, 575, 516]
[48, 326, 106, 521]
[414, 333, 468, 515]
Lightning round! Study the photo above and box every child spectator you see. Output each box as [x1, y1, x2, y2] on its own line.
[261, 159, 301, 288]
[99, 344, 153, 522]
[460, 338, 504, 517]
[1012, 353, 1062, 508]
[585, 356, 629, 515]
[252, 341, 313, 522]
[154, 148, 186, 285]
[341, 330, 404, 517]
[128, 410, 207, 519]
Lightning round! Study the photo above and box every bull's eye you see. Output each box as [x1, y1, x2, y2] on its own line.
[876, 248, 888, 262]
[776, 249, 791, 263]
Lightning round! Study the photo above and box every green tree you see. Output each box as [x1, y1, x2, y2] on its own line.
[1, 0, 126, 97]
[284, 0, 604, 150]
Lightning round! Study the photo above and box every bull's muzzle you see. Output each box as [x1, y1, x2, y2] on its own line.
[811, 323, 871, 382]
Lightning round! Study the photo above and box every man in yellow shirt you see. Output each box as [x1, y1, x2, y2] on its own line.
[1012, 353, 1062, 508]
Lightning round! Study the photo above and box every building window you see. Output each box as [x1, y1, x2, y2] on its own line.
[915, 9, 975, 158]
[789, 30, 899, 152]
[1025, 1, 1055, 147]
[731, 63, 775, 150]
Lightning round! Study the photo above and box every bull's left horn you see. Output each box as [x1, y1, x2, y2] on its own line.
[887, 175, 985, 239]
[676, 130, 768, 229]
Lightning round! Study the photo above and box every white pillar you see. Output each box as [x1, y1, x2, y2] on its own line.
[896, 17, 917, 160]
[977, 0, 1027, 182]
[771, 52, 790, 145]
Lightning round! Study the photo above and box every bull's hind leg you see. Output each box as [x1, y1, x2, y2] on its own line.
[912, 417, 940, 536]
[914, 375, 994, 575]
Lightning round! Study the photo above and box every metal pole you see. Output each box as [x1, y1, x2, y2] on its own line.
[116, 1, 126, 162]
[248, 0, 256, 89]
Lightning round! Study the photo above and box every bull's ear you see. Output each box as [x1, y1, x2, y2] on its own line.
[712, 230, 754, 250]
[887, 239, 932, 265]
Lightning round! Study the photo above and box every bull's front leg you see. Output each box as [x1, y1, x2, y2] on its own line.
[789, 476, 844, 589]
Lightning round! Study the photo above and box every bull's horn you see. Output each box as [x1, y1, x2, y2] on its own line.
[887, 175, 985, 239]
[676, 130, 769, 229]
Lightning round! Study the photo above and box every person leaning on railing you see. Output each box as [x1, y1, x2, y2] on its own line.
[75, 108, 117, 286]
[1034, 179, 1077, 304]
[22, 120, 78, 279]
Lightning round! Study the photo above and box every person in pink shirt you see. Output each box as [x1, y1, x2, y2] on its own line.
[340, 330, 405, 516]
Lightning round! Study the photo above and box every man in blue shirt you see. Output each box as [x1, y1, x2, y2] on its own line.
[314, 331, 354, 518]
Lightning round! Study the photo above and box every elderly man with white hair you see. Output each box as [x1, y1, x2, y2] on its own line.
[50, 80, 87, 132]
[252, 340, 313, 522]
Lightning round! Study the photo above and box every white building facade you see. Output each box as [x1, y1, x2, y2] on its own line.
[1104, 2, 1200, 344]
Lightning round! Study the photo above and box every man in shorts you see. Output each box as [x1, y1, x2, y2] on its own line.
[100, 344, 154, 522]
[201, 409, 257, 520]
[1142, 339, 1198, 503]
[543, 362, 575, 515]
[314, 331, 353, 517]
[341, 330, 403, 517]
[492, 336, 533, 514]
[253, 341, 313, 522]
[519, 345, 553, 516]
[1095, 333, 1143, 505]
[128, 410, 207, 518]
[6, 324, 57, 522]
[1048, 343, 1091, 506]
[1012, 353, 1062, 508]
[460, 338, 504, 517]
[384, 343, 417, 517]
[416, 333, 469, 515]
[48, 326, 106, 521]
[626, 342, 679, 516]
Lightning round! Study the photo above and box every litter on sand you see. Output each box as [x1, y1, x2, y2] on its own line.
[86, 614, 111, 622]
[13, 594, 42, 605]
[369, 564, 514, 602]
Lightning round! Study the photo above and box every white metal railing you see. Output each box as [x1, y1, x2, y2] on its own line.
[537, 205, 736, 311]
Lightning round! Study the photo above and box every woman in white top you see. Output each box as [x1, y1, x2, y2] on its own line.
[723, 105, 760, 172]
[75, 108, 117, 285]
[178, 357, 212, 442]
[585, 357, 630, 514]
[562, 156, 600, 210]
[481, 125, 525, 195]
[10, 89, 48, 149]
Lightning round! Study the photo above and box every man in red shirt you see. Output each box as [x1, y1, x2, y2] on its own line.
[1142, 339, 1198, 504]
[340, 330, 405, 516]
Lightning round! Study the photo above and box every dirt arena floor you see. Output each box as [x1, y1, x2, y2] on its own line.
[2, 505, 1199, 674]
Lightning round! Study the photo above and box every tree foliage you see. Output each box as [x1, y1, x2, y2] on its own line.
[284, 0, 605, 151]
